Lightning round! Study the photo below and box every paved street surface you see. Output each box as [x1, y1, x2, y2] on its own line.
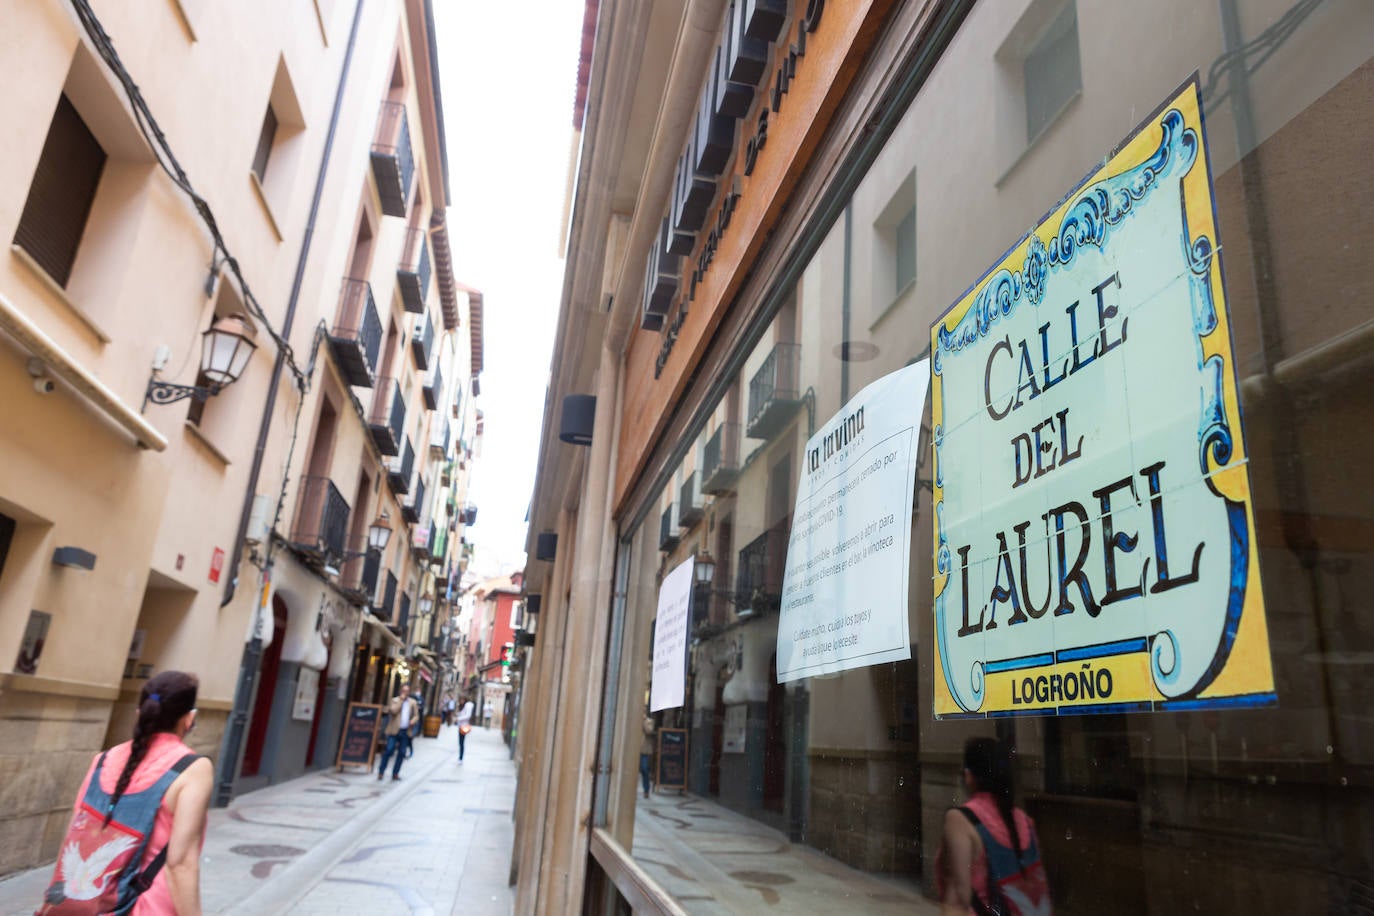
[0, 725, 514, 915]
[633, 791, 940, 914]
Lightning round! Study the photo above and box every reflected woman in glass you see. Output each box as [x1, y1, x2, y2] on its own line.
[940, 738, 1051, 915]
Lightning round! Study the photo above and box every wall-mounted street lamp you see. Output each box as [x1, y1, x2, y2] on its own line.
[144, 314, 258, 409]
[366, 510, 393, 554]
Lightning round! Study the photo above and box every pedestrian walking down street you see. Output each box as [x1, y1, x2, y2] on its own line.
[38, 670, 213, 916]
[483, 699, 494, 728]
[442, 694, 456, 726]
[377, 684, 419, 781]
[456, 695, 475, 762]
[640, 714, 656, 799]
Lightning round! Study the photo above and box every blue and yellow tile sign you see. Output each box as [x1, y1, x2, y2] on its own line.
[930, 78, 1276, 718]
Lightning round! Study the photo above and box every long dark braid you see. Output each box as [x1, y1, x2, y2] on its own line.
[104, 671, 198, 825]
[965, 737, 1025, 874]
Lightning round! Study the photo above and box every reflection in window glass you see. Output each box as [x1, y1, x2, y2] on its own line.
[1024, 1, 1081, 141]
[617, 2, 1374, 912]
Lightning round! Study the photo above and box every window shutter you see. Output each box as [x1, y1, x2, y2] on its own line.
[14, 95, 106, 288]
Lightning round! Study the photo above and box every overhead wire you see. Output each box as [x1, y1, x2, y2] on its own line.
[66, 0, 306, 387]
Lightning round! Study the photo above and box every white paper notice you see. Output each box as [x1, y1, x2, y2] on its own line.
[650, 556, 695, 711]
[776, 360, 930, 682]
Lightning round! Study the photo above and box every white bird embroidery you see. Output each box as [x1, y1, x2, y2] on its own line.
[59, 835, 138, 901]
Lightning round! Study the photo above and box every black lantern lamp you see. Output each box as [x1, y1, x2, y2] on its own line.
[559, 394, 596, 445]
[144, 314, 258, 409]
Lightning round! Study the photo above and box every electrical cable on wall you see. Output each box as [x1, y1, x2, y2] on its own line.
[67, 0, 306, 386]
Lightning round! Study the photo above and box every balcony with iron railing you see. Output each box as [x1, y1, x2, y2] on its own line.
[411, 311, 434, 371]
[402, 473, 426, 524]
[387, 437, 414, 495]
[746, 342, 802, 441]
[735, 517, 791, 615]
[370, 101, 414, 218]
[659, 504, 679, 552]
[430, 419, 450, 460]
[375, 570, 398, 622]
[368, 376, 406, 456]
[702, 422, 741, 494]
[678, 471, 703, 528]
[397, 227, 431, 314]
[339, 534, 381, 605]
[290, 476, 350, 568]
[462, 504, 477, 526]
[423, 361, 443, 411]
[411, 519, 432, 560]
[328, 279, 382, 388]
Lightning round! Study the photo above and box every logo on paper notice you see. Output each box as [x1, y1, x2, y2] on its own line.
[930, 78, 1275, 718]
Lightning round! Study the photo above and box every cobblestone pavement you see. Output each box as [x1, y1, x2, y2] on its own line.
[632, 790, 940, 914]
[0, 724, 515, 915]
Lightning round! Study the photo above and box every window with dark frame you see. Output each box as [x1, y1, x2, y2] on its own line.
[251, 105, 278, 182]
[1024, 1, 1081, 142]
[13, 94, 107, 288]
[894, 204, 916, 293]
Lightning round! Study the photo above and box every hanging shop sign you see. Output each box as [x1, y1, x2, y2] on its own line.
[930, 79, 1275, 719]
[776, 360, 930, 682]
[650, 555, 696, 712]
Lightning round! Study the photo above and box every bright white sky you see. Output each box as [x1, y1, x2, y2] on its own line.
[432, 2, 584, 576]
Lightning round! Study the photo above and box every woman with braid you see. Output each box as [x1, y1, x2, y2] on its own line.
[939, 737, 1051, 915]
[41, 671, 213, 915]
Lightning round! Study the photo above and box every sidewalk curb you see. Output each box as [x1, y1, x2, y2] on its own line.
[217, 746, 452, 916]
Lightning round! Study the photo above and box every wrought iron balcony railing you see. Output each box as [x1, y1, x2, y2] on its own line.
[397, 227, 431, 313]
[375, 570, 398, 622]
[659, 504, 679, 552]
[328, 279, 382, 388]
[387, 437, 414, 495]
[368, 376, 406, 456]
[370, 101, 414, 218]
[411, 311, 434, 371]
[679, 470, 703, 528]
[290, 476, 350, 567]
[423, 361, 443, 411]
[402, 473, 426, 524]
[702, 422, 740, 494]
[746, 342, 802, 441]
[735, 517, 790, 615]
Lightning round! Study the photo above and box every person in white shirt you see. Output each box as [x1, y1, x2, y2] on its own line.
[456, 696, 475, 762]
[483, 699, 495, 728]
[377, 684, 419, 781]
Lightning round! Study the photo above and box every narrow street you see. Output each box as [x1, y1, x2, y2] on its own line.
[0, 726, 515, 916]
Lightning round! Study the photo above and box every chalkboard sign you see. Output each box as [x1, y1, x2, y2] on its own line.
[336, 702, 382, 771]
[656, 728, 688, 791]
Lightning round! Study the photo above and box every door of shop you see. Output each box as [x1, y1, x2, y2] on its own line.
[241, 595, 289, 777]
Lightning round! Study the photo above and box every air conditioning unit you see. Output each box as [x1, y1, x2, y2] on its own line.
[244, 493, 273, 545]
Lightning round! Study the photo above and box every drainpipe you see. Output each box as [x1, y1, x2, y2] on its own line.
[214, 0, 367, 807]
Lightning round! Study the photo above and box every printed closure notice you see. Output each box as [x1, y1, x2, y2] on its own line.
[776, 361, 930, 682]
[651, 556, 695, 711]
